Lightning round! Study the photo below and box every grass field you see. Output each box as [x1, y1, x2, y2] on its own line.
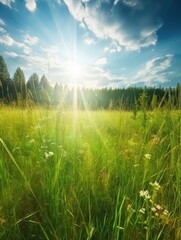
[0, 107, 180, 240]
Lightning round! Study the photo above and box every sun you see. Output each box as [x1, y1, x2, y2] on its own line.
[65, 59, 84, 83]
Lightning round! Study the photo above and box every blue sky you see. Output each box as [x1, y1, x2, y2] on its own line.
[0, 0, 181, 88]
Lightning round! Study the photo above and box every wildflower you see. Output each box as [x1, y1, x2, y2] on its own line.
[139, 190, 151, 200]
[150, 181, 161, 191]
[44, 151, 54, 159]
[127, 204, 132, 211]
[151, 135, 160, 144]
[155, 204, 162, 210]
[149, 199, 153, 204]
[151, 207, 157, 212]
[139, 208, 145, 214]
[163, 210, 169, 216]
[144, 154, 151, 160]
[133, 164, 139, 167]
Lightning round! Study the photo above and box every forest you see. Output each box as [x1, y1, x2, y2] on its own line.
[0, 55, 181, 110]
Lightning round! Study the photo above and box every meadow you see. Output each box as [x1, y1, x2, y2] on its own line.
[0, 107, 180, 240]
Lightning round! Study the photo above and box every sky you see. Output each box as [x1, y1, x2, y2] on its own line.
[0, 0, 181, 88]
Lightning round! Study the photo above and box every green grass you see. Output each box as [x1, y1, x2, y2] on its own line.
[0, 107, 180, 239]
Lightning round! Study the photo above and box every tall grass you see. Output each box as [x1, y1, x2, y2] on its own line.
[0, 107, 180, 239]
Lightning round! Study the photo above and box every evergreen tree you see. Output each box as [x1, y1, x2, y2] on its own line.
[27, 73, 39, 102]
[52, 83, 63, 105]
[13, 67, 26, 100]
[39, 75, 52, 104]
[176, 83, 181, 109]
[0, 56, 10, 99]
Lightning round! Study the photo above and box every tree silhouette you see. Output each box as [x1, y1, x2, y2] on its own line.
[13, 67, 26, 100]
[39, 75, 51, 104]
[27, 73, 39, 103]
[0, 55, 10, 100]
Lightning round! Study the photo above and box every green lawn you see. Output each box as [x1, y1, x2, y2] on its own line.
[0, 107, 180, 239]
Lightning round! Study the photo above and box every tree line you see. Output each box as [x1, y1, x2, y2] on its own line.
[0, 55, 181, 110]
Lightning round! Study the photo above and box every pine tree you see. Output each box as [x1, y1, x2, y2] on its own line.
[176, 83, 181, 109]
[27, 73, 39, 102]
[0, 56, 10, 99]
[39, 75, 52, 104]
[13, 67, 26, 100]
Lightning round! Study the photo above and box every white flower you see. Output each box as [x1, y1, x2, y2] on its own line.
[139, 190, 151, 200]
[144, 154, 151, 160]
[163, 210, 169, 216]
[133, 164, 139, 167]
[44, 151, 54, 159]
[139, 208, 145, 214]
[155, 204, 162, 210]
[150, 181, 161, 191]
[151, 207, 156, 212]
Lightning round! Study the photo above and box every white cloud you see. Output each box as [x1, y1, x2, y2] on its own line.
[95, 57, 107, 66]
[0, 33, 32, 54]
[0, 0, 14, 7]
[104, 42, 122, 53]
[135, 54, 173, 85]
[22, 45, 32, 55]
[81, 65, 128, 88]
[25, 0, 37, 12]
[26, 55, 47, 72]
[83, 54, 174, 88]
[114, 0, 120, 6]
[0, 19, 6, 33]
[5, 51, 18, 58]
[24, 33, 39, 45]
[41, 46, 60, 55]
[0, 18, 5, 26]
[0, 27, 6, 33]
[84, 37, 95, 45]
[0, 35, 14, 46]
[63, 0, 170, 51]
[122, 0, 140, 8]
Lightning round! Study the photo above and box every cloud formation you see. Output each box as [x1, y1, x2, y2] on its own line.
[135, 54, 173, 85]
[0, 19, 6, 33]
[0, 18, 5, 26]
[0, 0, 14, 7]
[95, 57, 107, 66]
[84, 37, 95, 45]
[24, 33, 39, 45]
[25, 0, 37, 12]
[0, 35, 14, 46]
[0, 33, 32, 54]
[5, 51, 18, 58]
[63, 0, 171, 51]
